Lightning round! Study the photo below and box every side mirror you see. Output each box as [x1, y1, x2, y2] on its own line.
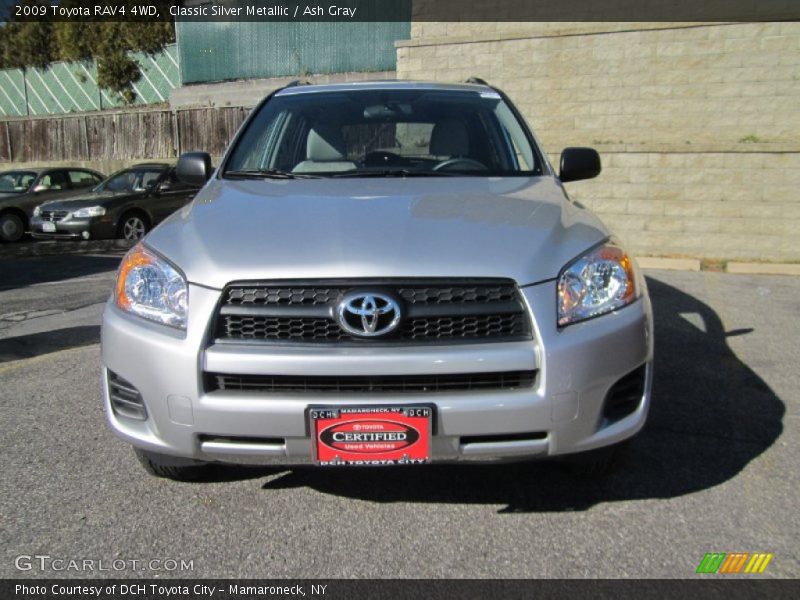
[559, 147, 601, 183]
[157, 181, 172, 193]
[32, 184, 48, 193]
[176, 152, 212, 186]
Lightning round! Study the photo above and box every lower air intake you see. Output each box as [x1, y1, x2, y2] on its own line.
[108, 371, 147, 420]
[206, 371, 537, 394]
[602, 365, 646, 422]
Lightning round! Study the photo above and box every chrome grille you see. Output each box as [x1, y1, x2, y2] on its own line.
[40, 210, 69, 222]
[214, 279, 532, 344]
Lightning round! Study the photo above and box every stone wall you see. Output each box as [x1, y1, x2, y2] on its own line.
[396, 22, 800, 261]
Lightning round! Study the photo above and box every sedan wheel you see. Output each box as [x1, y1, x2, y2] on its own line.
[122, 215, 147, 241]
[0, 212, 24, 243]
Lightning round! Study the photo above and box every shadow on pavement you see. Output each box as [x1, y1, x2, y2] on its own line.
[0, 254, 122, 291]
[0, 325, 100, 363]
[238, 276, 785, 511]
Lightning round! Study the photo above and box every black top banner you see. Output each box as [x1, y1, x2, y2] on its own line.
[1, 0, 799, 23]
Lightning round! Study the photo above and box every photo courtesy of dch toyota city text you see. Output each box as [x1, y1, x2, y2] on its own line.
[0, 0, 798, 597]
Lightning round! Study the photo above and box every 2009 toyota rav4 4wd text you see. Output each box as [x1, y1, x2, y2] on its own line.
[102, 80, 653, 480]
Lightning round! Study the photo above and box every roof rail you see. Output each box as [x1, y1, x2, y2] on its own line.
[465, 77, 489, 86]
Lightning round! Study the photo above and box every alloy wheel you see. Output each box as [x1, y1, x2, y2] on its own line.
[123, 216, 146, 241]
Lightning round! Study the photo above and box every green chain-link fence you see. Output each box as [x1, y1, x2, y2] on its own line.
[176, 21, 410, 85]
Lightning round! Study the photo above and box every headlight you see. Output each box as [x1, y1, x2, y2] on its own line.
[71, 206, 106, 218]
[33, 206, 41, 217]
[557, 239, 639, 327]
[115, 243, 188, 330]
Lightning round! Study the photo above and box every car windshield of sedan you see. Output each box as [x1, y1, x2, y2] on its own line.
[0, 171, 37, 193]
[96, 168, 165, 193]
[224, 89, 543, 178]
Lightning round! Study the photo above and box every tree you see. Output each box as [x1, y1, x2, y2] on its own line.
[0, 19, 56, 70]
[2, 0, 176, 104]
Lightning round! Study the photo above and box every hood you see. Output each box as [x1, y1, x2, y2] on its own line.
[146, 176, 609, 289]
[38, 189, 128, 210]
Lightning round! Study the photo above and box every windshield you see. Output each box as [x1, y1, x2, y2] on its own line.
[0, 171, 37, 193]
[96, 168, 165, 193]
[224, 89, 543, 178]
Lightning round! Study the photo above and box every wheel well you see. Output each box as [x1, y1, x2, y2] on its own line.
[0, 207, 28, 229]
[116, 209, 150, 233]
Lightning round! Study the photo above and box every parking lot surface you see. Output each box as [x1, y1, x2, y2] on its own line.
[1, 251, 798, 578]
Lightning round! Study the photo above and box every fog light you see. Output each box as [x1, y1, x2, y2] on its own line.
[81, 231, 90, 240]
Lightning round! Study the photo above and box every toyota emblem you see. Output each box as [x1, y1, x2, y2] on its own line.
[336, 292, 402, 337]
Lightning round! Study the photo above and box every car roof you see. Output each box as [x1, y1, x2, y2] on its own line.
[0, 167, 101, 175]
[0, 168, 41, 174]
[274, 80, 497, 97]
[0, 167, 46, 175]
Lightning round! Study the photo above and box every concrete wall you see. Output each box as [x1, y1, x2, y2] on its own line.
[397, 22, 800, 261]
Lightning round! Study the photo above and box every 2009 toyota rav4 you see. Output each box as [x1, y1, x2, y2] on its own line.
[102, 80, 653, 480]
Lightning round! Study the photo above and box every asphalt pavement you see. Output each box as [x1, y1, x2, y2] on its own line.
[1, 251, 798, 578]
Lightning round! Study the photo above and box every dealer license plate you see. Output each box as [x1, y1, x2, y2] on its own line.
[42, 222, 56, 233]
[309, 405, 433, 466]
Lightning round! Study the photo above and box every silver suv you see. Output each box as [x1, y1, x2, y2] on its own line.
[102, 81, 653, 480]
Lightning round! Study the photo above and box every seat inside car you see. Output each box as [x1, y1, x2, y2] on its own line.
[141, 172, 161, 189]
[429, 118, 471, 159]
[292, 125, 357, 173]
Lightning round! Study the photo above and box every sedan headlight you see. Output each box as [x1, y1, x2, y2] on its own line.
[71, 206, 106, 218]
[33, 205, 41, 217]
[557, 239, 639, 327]
[115, 243, 187, 330]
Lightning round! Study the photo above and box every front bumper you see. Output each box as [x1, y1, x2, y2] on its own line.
[101, 281, 654, 465]
[30, 216, 116, 240]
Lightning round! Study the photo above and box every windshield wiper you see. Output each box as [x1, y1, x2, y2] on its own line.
[329, 169, 460, 178]
[224, 169, 320, 180]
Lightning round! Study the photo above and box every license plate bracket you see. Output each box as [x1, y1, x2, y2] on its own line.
[308, 405, 433, 466]
[42, 222, 56, 233]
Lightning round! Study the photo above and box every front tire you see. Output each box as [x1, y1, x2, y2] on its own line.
[118, 212, 149, 241]
[0, 212, 25, 242]
[134, 448, 212, 482]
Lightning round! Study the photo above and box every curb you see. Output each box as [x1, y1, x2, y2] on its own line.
[726, 262, 800, 276]
[635, 257, 701, 272]
[637, 256, 800, 276]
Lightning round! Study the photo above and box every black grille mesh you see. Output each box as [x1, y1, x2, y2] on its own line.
[397, 285, 517, 304]
[225, 284, 518, 307]
[221, 314, 529, 342]
[224, 316, 343, 340]
[227, 287, 339, 306]
[207, 371, 537, 394]
[405, 314, 526, 340]
[216, 280, 531, 344]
